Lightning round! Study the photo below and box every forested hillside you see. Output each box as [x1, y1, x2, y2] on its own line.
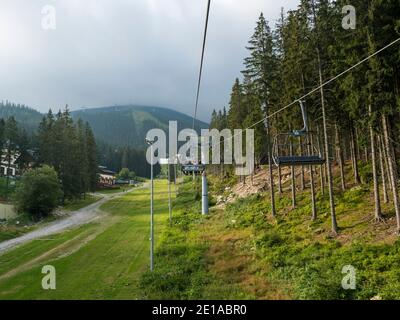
[0, 107, 98, 202]
[0, 103, 207, 177]
[139, 1, 400, 300]
[0, 104, 208, 149]
[71, 105, 208, 149]
[0, 102, 42, 133]
[210, 0, 400, 235]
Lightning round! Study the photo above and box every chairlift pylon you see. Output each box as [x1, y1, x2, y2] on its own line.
[272, 100, 325, 167]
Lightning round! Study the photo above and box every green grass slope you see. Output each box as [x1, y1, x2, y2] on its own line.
[0, 181, 172, 299]
[139, 172, 400, 300]
[3, 167, 397, 300]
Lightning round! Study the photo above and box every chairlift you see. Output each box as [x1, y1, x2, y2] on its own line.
[181, 162, 205, 176]
[272, 100, 325, 167]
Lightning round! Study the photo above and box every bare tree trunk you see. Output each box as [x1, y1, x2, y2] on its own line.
[291, 167, 296, 209]
[355, 126, 361, 161]
[343, 133, 349, 162]
[335, 123, 346, 191]
[308, 134, 317, 220]
[317, 49, 338, 235]
[381, 134, 393, 196]
[299, 73, 306, 192]
[290, 141, 296, 209]
[369, 103, 382, 220]
[350, 128, 361, 185]
[382, 115, 400, 233]
[378, 134, 389, 204]
[300, 136, 305, 191]
[317, 125, 325, 194]
[265, 116, 276, 218]
[310, 165, 316, 220]
[278, 165, 282, 194]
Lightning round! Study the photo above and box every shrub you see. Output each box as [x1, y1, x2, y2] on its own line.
[359, 163, 373, 184]
[13, 166, 63, 220]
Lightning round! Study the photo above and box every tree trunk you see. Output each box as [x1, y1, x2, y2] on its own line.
[308, 134, 317, 220]
[355, 126, 361, 161]
[369, 103, 382, 220]
[380, 132, 393, 194]
[265, 116, 276, 218]
[343, 133, 349, 162]
[290, 141, 296, 209]
[278, 165, 282, 194]
[317, 49, 338, 235]
[350, 128, 361, 185]
[317, 125, 325, 194]
[382, 115, 400, 233]
[378, 134, 389, 204]
[300, 136, 305, 191]
[335, 123, 346, 191]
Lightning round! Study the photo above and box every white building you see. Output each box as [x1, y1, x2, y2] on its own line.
[98, 166, 116, 187]
[0, 149, 20, 177]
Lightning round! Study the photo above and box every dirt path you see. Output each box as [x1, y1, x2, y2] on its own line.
[0, 187, 144, 255]
[202, 207, 291, 299]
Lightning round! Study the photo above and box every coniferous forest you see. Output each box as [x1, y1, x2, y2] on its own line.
[210, 0, 400, 235]
[0, 106, 98, 202]
[37, 107, 98, 200]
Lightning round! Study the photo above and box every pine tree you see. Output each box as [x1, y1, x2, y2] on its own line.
[227, 79, 245, 130]
[242, 78, 265, 165]
[85, 122, 98, 192]
[36, 107, 99, 200]
[242, 13, 277, 217]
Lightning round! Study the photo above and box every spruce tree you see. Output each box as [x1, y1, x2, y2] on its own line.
[242, 13, 277, 217]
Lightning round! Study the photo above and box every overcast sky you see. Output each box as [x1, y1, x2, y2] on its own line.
[0, 0, 300, 122]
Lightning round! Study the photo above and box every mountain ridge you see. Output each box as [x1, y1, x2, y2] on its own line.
[71, 105, 208, 148]
[0, 103, 209, 148]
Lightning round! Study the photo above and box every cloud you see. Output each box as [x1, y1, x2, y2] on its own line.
[0, 0, 299, 122]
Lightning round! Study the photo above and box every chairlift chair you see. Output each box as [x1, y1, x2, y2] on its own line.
[272, 100, 325, 167]
[180, 141, 207, 176]
[181, 162, 206, 176]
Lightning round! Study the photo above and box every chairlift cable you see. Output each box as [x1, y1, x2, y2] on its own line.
[192, 0, 211, 131]
[209, 37, 400, 151]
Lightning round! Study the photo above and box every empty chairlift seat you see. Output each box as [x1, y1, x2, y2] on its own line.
[271, 100, 325, 167]
[181, 163, 205, 176]
[274, 155, 325, 166]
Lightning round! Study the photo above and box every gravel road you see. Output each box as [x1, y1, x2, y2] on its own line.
[0, 188, 141, 255]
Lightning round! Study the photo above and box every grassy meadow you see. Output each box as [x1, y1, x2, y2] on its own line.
[0, 180, 172, 299]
